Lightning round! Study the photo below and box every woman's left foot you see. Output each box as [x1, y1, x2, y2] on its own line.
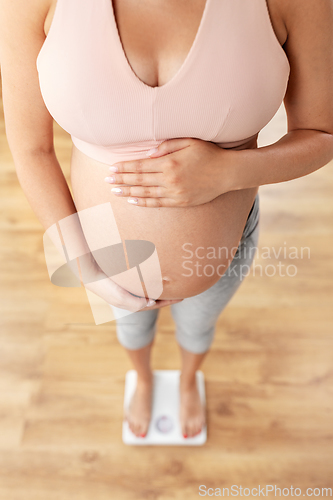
[179, 375, 206, 438]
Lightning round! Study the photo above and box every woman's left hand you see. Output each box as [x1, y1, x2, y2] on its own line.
[104, 138, 235, 208]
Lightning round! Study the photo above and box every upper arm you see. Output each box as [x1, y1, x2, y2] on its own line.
[281, 0, 333, 135]
[0, 0, 54, 158]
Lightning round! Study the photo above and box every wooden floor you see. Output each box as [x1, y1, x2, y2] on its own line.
[1, 83, 333, 499]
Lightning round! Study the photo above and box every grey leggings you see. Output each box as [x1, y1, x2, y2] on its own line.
[111, 193, 260, 354]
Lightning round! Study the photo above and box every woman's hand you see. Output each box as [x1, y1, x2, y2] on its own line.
[78, 259, 183, 312]
[104, 138, 235, 208]
[134, 297, 185, 310]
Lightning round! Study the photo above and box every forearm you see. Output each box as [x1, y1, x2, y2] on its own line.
[14, 150, 77, 228]
[226, 129, 333, 191]
[13, 150, 94, 272]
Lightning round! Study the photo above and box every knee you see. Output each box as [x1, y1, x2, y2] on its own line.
[114, 309, 158, 350]
[175, 324, 215, 354]
[116, 320, 157, 350]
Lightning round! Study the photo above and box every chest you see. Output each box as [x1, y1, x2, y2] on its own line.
[38, 0, 290, 153]
[102, 0, 287, 88]
[45, 0, 287, 89]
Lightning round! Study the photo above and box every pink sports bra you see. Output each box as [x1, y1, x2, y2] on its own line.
[36, 0, 290, 165]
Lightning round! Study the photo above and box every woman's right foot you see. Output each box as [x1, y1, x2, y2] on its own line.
[124, 374, 154, 437]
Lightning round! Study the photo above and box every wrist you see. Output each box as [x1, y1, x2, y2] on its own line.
[220, 147, 258, 192]
[44, 218, 102, 286]
[216, 147, 243, 193]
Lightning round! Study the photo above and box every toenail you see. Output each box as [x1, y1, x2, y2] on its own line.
[141, 433, 146, 437]
[183, 434, 188, 438]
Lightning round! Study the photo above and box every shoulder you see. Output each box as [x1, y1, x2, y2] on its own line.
[0, 0, 51, 61]
[278, 0, 333, 135]
[0, 0, 50, 34]
[277, 0, 333, 64]
[278, 0, 333, 36]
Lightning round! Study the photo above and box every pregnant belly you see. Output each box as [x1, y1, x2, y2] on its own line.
[70, 144, 259, 300]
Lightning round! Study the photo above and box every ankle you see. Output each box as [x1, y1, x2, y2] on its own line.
[136, 371, 153, 388]
[179, 373, 197, 391]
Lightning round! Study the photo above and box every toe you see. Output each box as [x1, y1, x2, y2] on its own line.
[130, 420, 139, 436]
[142, 422, 149, 437]
[137, 423, 145, 437]
[192, 419, 200, 436]
[188, 424, 196, 438]
[193, 419, 203, 437]
[134, 422, 141, 437]
[129, 421, 135, 435]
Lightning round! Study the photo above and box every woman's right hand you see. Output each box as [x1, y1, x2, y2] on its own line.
[139, 297, 184, 310]
[81, 262, 183, 312]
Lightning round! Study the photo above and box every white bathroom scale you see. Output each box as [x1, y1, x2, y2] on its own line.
[122, 369, 207, 445]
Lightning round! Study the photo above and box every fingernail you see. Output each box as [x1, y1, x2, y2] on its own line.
[105, 176, 115, 183]
[145, 147, 158, 157]
[111, 187, 122, 193]
[147, 299, 156, 306]
[109, 165, 118, 172]
[128, 198, 138, 204]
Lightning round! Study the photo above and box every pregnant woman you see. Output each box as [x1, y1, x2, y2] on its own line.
[1, 0, 332, 439]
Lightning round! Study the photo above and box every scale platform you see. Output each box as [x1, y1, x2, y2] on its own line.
[122, 369, 207, 445]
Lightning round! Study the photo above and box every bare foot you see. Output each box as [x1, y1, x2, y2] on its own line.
[124, 375, 154, 437]
[179, 375, 206, 438]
